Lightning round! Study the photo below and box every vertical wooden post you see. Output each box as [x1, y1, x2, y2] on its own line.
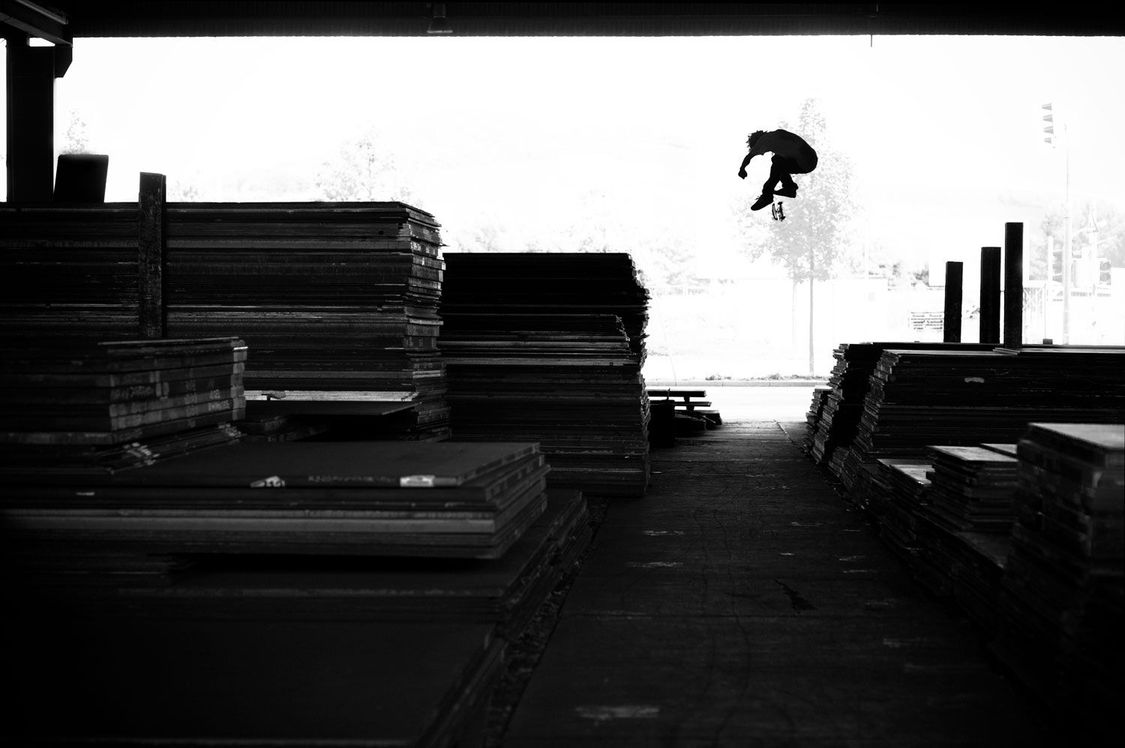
[138, 172, 167, 339]
[979, 247, 1001, 345]
[5, 43, 57, 203]
[943, 261, 963, 343]
[1003, 222, 1024, 347]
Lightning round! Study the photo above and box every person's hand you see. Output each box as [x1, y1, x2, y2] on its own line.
[737, 169, 747, 179]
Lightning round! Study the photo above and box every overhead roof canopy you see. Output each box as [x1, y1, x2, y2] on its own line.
[28, 2, 1125, 39]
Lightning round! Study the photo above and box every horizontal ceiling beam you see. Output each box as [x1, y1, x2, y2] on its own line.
[54, 2, 1125, 38]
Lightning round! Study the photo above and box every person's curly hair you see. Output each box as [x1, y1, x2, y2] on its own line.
[746, 131, 765, 148]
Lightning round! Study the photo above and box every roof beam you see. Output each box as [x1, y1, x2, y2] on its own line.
[1, 0, 71, 45]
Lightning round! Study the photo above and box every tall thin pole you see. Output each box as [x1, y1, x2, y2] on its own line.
[808, 246, 815, 375]
[1044, 234, 1053, 341]
[1063, 126, 1071, 343]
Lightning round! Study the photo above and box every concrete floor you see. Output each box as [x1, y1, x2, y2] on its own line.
[501, 420, 1054, 746]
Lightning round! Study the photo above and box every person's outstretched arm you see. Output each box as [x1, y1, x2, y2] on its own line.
[737, 151, 755, 179]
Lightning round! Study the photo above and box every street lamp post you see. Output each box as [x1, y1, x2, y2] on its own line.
[1043, 102, 1071, 343]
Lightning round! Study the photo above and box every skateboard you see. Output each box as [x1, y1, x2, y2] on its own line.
[771, 202, 786, 221]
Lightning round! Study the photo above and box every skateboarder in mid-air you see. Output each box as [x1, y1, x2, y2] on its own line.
[737, 129, 818, 212]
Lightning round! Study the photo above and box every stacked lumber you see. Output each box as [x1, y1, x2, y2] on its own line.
[924, 445, 1019, 534]
[440, 252, 649, 360]
[439, 253, 651, 497]
[83, 490, 589, 629]
[866, 458, 932, 562]
[0, 204, 140, 341]
[994, 423, 1124, 738]
[0, 337, 246, 450]
[838, 346, 1125, 489]
[809, 342, 994, 472]
[802, 386, 831, 454]
[1, 441, 549, 562]
[164, 202, 450, 440]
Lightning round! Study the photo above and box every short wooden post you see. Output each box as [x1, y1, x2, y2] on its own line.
[138, 172, 167, 339]
[943, 261, 963, 343]
[979, 247, 1001, 345]
[1003, 222, 1024, 347]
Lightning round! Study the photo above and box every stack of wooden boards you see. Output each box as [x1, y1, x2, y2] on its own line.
[0, 201, 450, 440]
[164, 202, 450, 440]
[812, 341, 1123, 743]
[994, 422, 1123, 731]
[0, 337, 247, 477]
[2, 440, 551, 562]
[805, 344, 1125, 490]
[805, 342, 993, 473]
[925, 445, 1019, 534]
[0, 332, 593, 746]
[439, 252, 651, 497]
[0, 204, 140, 341]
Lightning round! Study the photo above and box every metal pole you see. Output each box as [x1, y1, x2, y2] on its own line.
[1063, 128, 1071, 343]
[808, 246, 815, 375]
[1045, 234, 1053, 341]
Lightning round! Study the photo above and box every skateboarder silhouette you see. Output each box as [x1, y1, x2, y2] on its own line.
[737, 129, 818, 212]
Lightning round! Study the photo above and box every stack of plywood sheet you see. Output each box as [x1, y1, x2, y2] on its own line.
[1, 441, 549, 561]
[164, 202, 450, 440]
[0, 337, 246, 446]
[0, 338, 247, 483]
[809, 342, 995, 474]
[439, 253, 651, 497]
[85, 490, 590, 631]
[839, 346, 1125, 489]
[924, 445, 1020, 534]
[0, 204, 140, 342]
[994, 422, 1123, 740]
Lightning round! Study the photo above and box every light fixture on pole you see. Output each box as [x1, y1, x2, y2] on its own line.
[1041, 102, 1054, 145]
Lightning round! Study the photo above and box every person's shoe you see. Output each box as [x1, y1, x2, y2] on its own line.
[750, 193, 774, 211]
[774, 184, 798, 198]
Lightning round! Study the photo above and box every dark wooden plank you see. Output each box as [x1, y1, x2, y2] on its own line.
[138, 172, 167, 339]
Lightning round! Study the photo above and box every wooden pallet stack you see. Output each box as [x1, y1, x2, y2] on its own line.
[993, 423, 1124, 738]
[164, 202, 450, 440]
[439, 253, 651, 497]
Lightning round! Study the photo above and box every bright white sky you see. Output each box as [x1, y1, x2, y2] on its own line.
[7, 34, 1125, 274]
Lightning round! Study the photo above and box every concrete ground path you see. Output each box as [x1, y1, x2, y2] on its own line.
[502, 421, 1052, 746]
